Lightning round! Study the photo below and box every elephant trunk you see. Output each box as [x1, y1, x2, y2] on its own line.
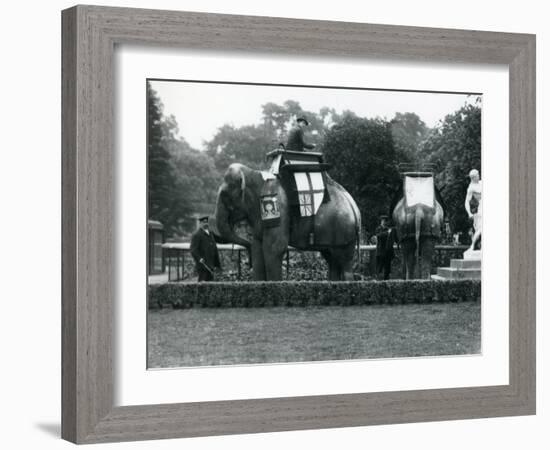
[214, 193, 251, 249]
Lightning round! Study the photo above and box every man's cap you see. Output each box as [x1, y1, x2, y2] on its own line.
[469, 169, 479, 178]
[379, 215, 389, 220]
[198, 215, 210, 222]
[296, 116, 309, 125]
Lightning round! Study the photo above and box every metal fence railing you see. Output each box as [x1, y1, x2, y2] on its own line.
[161, 242, 468, 282]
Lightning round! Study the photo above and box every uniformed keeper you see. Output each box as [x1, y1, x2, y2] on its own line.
[190, 216, 221, 282]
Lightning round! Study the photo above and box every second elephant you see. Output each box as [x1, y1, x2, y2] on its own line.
[214, 163, 361, 281]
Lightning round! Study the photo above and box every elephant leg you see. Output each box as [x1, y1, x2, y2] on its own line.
[262, 229, 288, 281]
[324, 246, 355, 281]
[398, 244, 407, 279]
[337, 245, 355, 281]
[420, 237, 435, 279]
[321, 250, 339, 281]
[263, 250, 285, 280]
[401, 256, 407, 280]
[400, 240, 409, 279]
[321, 251, 334, 280]
[341, 262, 354, 281]
[402, 240, 417, 280]
[251, 239, 266, 281]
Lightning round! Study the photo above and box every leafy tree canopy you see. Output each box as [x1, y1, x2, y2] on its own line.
[148, 92, 480, 240]
[321, 114, 400, 234]
[148, 83, 220, 237]
[390, 112, 430, 164]
[420, 99, 482, 233]
[206, 100, 339, 171]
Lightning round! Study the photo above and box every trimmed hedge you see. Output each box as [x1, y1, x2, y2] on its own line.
[148, 280, 480, 309]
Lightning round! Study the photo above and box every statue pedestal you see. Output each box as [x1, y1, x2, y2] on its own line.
[431, 250, 481, 281]
[463, 248, 482, 260]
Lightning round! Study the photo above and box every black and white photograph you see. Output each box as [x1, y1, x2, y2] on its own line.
[147, 79, 482, 368]
[2, 0, 544, 446]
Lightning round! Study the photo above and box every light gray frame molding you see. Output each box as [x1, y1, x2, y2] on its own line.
[62, 5, 536, 444]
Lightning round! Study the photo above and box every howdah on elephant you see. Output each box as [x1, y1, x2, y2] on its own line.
[391, 172, 445, 279]
[214, 163, 361, 281]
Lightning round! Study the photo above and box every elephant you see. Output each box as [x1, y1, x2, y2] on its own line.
[391, 175, 445, 279]
[214, 163, 361, 281]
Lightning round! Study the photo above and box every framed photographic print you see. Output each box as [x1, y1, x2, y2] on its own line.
[62, 5, 536, 444]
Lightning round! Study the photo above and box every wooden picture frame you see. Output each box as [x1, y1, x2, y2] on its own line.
[62, 5, 536, 444]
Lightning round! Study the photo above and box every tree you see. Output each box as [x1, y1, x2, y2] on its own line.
[321, 114, 400, 234]
[260, 100, 326, 137]
[261, 102, 291, 138]
[168, 139, 222, 230]
[205, 100, 341, 173]
[420, 100, 482, 234]
[390, 112, 431, 164]
[147, 82, 194, 238]
[205, 123, 275, 171]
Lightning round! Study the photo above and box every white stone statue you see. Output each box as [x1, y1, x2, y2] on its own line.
[464, 168, 482, 258]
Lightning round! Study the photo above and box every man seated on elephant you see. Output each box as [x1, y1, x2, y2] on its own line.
[190, 216, 221, 282]
[286, 116, 316, 152]
[375, 215, 396, 280]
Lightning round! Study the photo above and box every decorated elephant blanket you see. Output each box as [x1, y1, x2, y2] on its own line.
[292, 171, 325, 217]
[261, 149, 334, 243]
[404, 173, 435, 211]
[267, 149, 330, 218]
[394, 172, 444, 240]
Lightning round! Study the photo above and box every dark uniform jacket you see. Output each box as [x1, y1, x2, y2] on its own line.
[190, 228, 221, 270]
[286, 126, 315, 152]
[375, 226, 396, 259]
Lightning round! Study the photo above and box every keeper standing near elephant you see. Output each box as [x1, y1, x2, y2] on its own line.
[286, 116, 316, 152]
[190, 216, 221, 282]
[375, 215, 396, 280]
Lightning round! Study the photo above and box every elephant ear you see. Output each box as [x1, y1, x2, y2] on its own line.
[225, 163, 247, 203]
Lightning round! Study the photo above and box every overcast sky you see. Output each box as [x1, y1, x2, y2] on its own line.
[150, 80, 479, 150]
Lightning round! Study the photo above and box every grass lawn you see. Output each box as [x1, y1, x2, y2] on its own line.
[147, 302, 480, 368]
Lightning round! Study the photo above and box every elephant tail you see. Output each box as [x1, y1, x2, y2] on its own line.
[415, 207, 424, 261]
[355, 213, 361, 267]
[352, 198, 362, 266]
